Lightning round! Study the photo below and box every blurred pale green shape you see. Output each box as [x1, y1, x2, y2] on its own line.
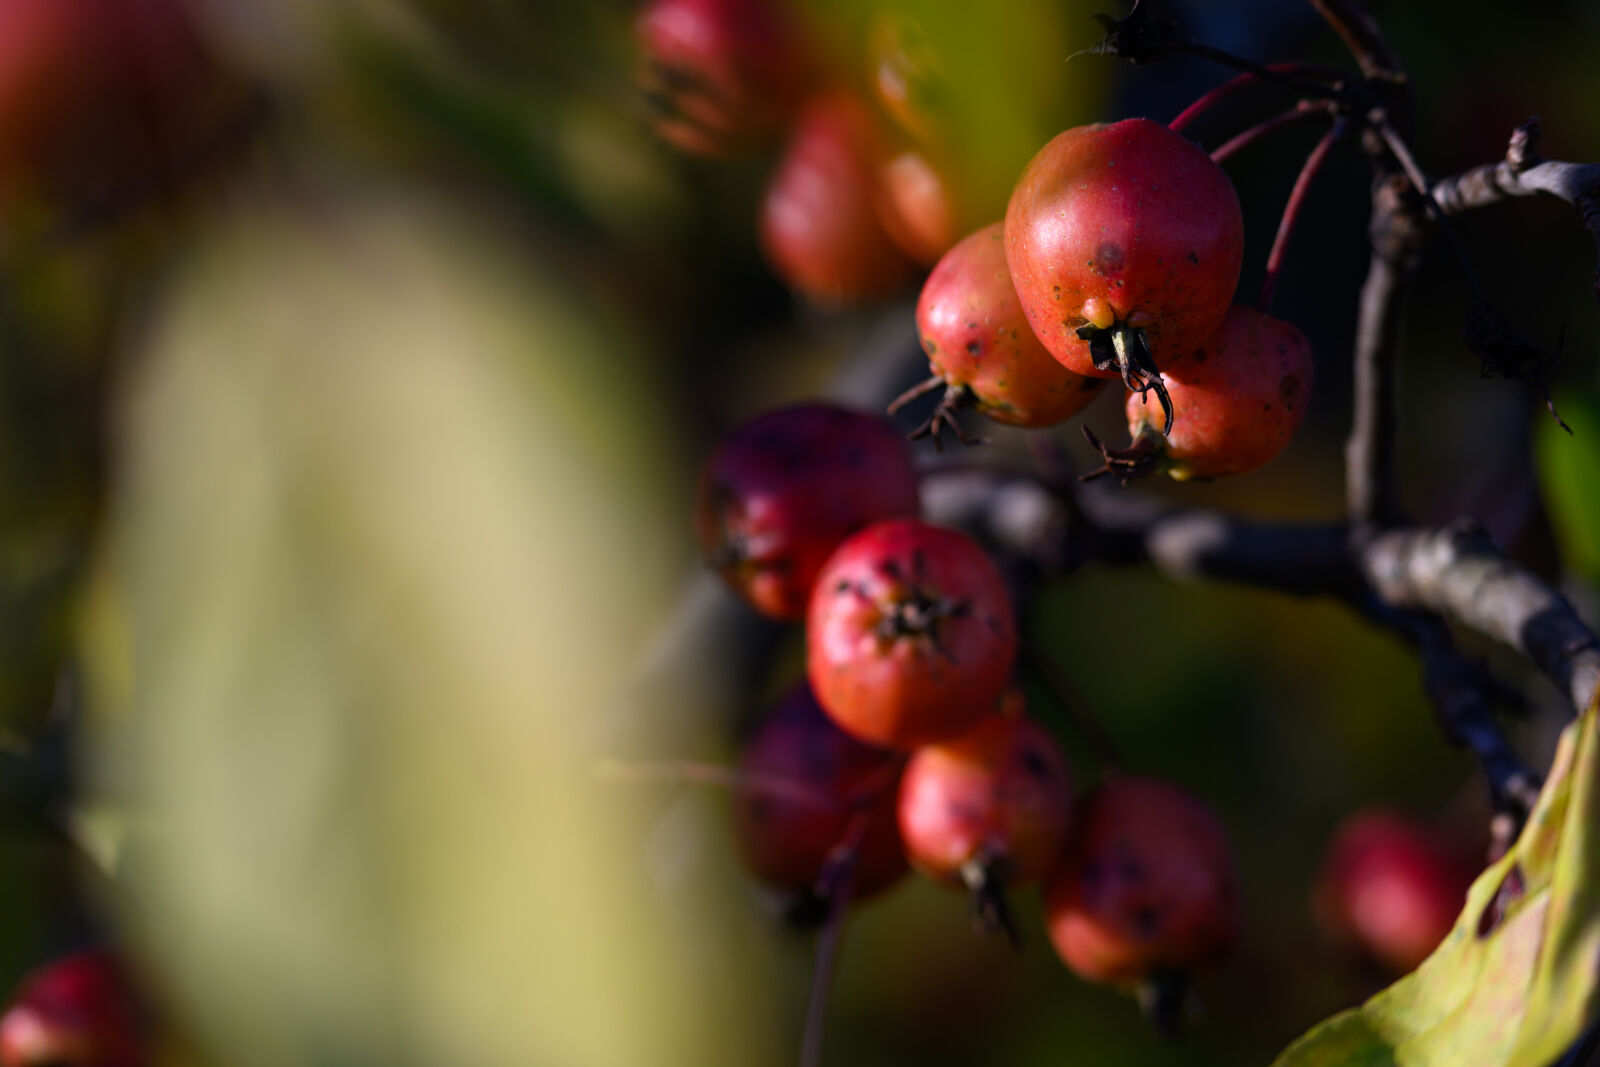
[1272, 691, 1600, 1067]
[92, 188, 773, 1067]
[1536, 390, 1600, 583]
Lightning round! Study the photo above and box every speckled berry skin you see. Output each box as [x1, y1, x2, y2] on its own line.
[898, 707, 1075, 886]
[1044, 777, 1238, 986]
[1126, 306, 1314, 479]
[0, 951, 144, 1067]
[918, 222, 1106, 427]
[636, 0, 811, 157]
[807, 519, 1015, 750]
[733, 681, 908, 900]
[695, 403, 920, 620]
[1004, 118, 1244, 378]
[761, 92, 916, 304]
[1313, 812, 1472, 975]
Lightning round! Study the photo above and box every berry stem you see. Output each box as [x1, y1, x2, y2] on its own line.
[1169, 41, 1346, 99]
[799, 813, 867, 1067]
[1168, 62, 1346, 134]
[1260, 120, 1346, 313]
[1210, 103, 1332, 165]
[594, 758, 845, 809]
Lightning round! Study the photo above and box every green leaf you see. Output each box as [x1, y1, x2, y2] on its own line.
[1273, 693, 1600, 1066]
[1537, 389, 1600, 583]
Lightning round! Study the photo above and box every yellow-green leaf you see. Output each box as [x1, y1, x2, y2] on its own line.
[1274, 693, 1600, 1066]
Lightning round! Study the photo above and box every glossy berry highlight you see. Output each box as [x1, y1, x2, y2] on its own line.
[807, 519, 1016, 750]
[695, 402, 920, 620]
[1044, 777, 1238, 986]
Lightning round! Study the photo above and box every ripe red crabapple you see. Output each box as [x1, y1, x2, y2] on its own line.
[1044, 776, 1238, 987]
[695, 402, 920, 620]
[636, 0, 811, 156]
[0, 951, 144, 1067]
[875, 145, 964, 268]
[898, 699, 1075, 935]
[1098, 305, 1314, 481]
[899, 221, 1106, 443]
[1313, 811, 1474, 975]
[0, 0, 226, 200]
[807, 518, 1016, 750]
[733, 680, 908, 908]
[760, 92, 917, 304]
[1005, 117, 1244, 417]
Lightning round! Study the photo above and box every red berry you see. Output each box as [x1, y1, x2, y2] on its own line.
[695, 402, 920, 619]
[636, 0, 811, 157]
[1044, 777, 1238, 986]
[0, 951, 144, 1067]
[1313, 811, 1473, 975]
[1124, 306, 1314, 479]
[733, 681, 908, 902]
[806, 518, 1016, 750]
[0, 0, 226, 200]
[760, 92, 917, 305]
[898, 702, 1075, 887]
[911, 222, 1106, 436]
[1004, 118, 1243, 385]
[876, 146, 962, 268]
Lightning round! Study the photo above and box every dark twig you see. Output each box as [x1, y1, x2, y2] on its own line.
[1361, 603, 1541, 830]
[1431, 119, 1600, 305]
[1210, 104, 1333, 166]
[1343, 174, 1422, 527]
[1376, 118, 1487, 301]
[799, 813, 868, 1067]
[1302, 0, 1406, 83]
[1260, 121, 1347, 312]
[1358, 520, 1600, 712]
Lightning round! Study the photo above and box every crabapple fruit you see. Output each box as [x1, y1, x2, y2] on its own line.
[732, 680, 908, 905]
[695, 402, 919, 620]
[904, 221, 1106, 441]
[0, 950, 144, 1067]
[1118, 305, 1314, 480]
[760, 92, 917, 305]
[897, 702, 1075, 890]
[635, 0, 811, 156]
[1044, 776, 1238, 986]
[1313, 811, 1474, 975]
[807, 518, 1015, 750]
[1004, 117, 1244, 401]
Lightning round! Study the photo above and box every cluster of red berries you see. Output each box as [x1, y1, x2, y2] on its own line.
[642, 0, 1318, 481]
[696, 401, 1238, 995]
[636, 0, 976, 303]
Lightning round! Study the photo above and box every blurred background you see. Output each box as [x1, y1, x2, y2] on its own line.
[0, 0, 1598, 1064]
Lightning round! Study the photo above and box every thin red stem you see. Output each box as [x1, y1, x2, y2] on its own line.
[1260, 121, 1345, 313]
[1210, 104, 1331, 165]
[1169, 62, 1346, 134]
